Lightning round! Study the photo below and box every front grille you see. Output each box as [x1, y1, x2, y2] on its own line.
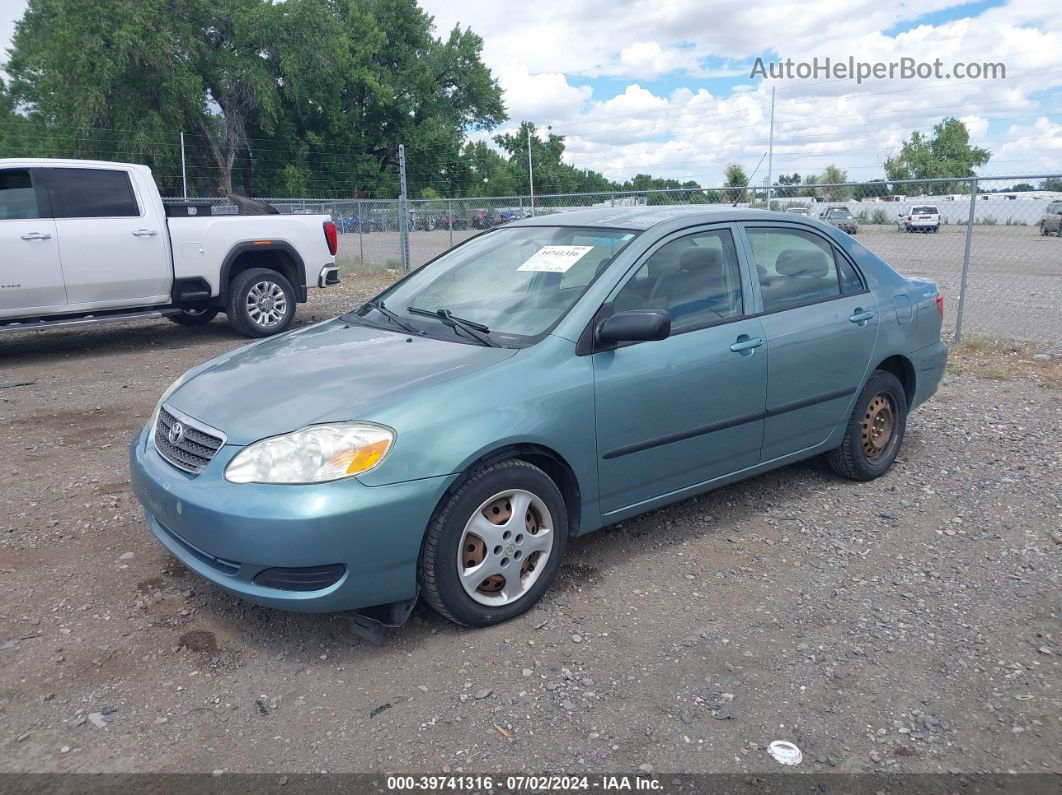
[154, 406, 225, 474]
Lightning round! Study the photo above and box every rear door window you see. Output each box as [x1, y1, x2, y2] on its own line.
[47, 168, 140, 218]
[0, 169, 40, 220]
[746, 227, 864, 312]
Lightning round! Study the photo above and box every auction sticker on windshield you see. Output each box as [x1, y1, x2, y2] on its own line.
[517, 245, 594, 273]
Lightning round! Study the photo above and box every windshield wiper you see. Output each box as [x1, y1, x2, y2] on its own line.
[360, 300, 420, 335]
[406, 306, 499, 347]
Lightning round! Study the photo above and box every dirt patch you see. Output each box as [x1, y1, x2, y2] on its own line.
[0, 283, 1057, 776]
[178, 630, 218, 655]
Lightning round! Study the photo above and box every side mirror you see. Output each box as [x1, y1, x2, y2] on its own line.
[597, 310, 671, 344]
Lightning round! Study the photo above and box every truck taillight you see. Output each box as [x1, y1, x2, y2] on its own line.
[935, 294, 944, 316]
[323, 221, 338, 256]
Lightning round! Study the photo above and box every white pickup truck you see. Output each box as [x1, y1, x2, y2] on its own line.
[0, 158, 340, 337]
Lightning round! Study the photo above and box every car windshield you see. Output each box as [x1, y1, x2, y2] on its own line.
[913, 206, 938, 214]
[348, 225, 637, 347]
[826, 208, 853, 218]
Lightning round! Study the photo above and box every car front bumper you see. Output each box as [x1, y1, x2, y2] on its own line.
[129, 427, 457, 613]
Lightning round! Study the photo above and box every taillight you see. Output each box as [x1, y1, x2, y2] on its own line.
[935, 294, 944, 316]
[906, 215, 912, 221]
[323, 221, 338, 256]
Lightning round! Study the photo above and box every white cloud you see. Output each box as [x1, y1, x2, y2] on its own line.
[496, 64, 592, 122]
[422, 0, 1062, 184]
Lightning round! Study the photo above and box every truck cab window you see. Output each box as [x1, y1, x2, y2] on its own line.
[0, 170, 39, 220]
[48, 168, 140, 218]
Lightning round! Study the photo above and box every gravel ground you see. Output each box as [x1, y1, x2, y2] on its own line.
[340, 224, 1062, 346]
[0, 280, 1059, 776]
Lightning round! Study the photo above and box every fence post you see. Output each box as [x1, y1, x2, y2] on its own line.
[448, 199, 453, 248]
[953, 177, 978, 345]
[357, 200, 364, 262]
[398, 144, 410, 272]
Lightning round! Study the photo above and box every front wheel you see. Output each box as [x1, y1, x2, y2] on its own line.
[227, 268, 296, 337]
[828, 370, 908, 481]
[167, 307, 218, 327]
[419, 459, 567, 627]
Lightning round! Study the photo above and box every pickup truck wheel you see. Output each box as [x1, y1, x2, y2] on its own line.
[828, 370, 908, 482]
[168, 308, 218, 327]
[227, 268, 296, 337]
[419, 459, 567, 627]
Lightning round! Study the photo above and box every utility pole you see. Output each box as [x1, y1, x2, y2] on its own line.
[180, 132, 188, 199]
[527, 126, 535, 217]
[765, 86, 775, 211]
[398, 144, 410, 272]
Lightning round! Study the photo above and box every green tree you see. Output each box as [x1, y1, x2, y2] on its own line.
[723, 163, 748, 203]
[774, 172, 802, 198]
[809, 165, 851, 201]
[4, 0, 505, 197]
[1041, 177, 1062, 192]
[884, 117, 991, 194]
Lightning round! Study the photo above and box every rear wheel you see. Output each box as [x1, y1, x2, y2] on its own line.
[227, 267, 296, 337]
[167, 307, 218, 327]
[419, 459, 567, 627]
[828, 370, 908, 481]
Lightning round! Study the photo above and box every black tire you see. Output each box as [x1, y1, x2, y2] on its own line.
[827, 370, 908, 482]
[167, 308, 218, 327]
[226, 267, 296, 338]
[419, 459, 568, 627]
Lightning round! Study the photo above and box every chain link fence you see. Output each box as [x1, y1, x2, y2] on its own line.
[165, 175, 1062, 347]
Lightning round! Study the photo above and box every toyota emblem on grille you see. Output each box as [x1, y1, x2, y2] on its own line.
[168, 421, 185, 445]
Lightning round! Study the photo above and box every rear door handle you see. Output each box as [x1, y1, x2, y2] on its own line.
[730, 335, 764, 353]
[21, 232, 52, 240]
[849, 309, 875, 324]
[132, 229, 158, 237]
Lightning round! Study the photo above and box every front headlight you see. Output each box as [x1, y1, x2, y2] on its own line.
[224, 422, 395, 484]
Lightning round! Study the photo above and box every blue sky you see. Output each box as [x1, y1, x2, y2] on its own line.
[3, 0, 1060, 185]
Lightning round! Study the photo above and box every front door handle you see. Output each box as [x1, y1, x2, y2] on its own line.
[849, 309, 875, 325]
[730, 335, 765, 354]
[21, 232, 52, 241]
[132, 229, 159, 237]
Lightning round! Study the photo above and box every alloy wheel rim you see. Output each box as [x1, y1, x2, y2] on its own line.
[246, 281, 288, 327]
[457, 489, 554, 606]
[862, 392, 896, 461]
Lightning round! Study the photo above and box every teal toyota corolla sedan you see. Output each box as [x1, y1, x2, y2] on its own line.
[130, 206, 948, 629]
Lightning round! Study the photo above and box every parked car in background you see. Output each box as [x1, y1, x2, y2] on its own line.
[470, 209, 495, 229]
[786, 207, 811, 216]
[819, 205, 858, 234]
[897, 205, 941, 233]
[0, 159, 339, 337]
[1040, 201, 1062, 236]
[439, 212, 469, 230]
[131, 205, 947, 632]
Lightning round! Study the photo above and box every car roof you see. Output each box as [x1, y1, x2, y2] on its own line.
[510, 204, 786, 231]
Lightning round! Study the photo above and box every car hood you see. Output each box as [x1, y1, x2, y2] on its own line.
[167, 318, 519, 445]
